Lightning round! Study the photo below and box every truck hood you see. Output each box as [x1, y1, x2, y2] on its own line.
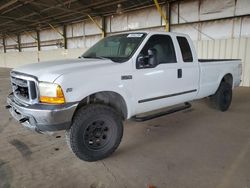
[13, 58, 115, 82]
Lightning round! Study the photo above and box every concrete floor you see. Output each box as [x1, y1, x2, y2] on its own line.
[0, 67, 249, 188]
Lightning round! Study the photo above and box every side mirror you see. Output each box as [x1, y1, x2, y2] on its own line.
[147, 48, 157, 67]
[136, 48, 158, 69]
[136, 55, 146, 69]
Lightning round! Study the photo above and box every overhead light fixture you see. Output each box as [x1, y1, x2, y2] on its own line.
[116, 3, 123, 14]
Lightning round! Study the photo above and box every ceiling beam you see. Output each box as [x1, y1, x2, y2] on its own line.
[0, 0, 114, 32]
[0, 15, 38, 23]
[1, 0, 34, 15]
[0, 0, 126, 34]
[0, 0, 79, 27]
[0, 0, 157, 36]
[28, 0, 127, 16]
[0, 0, 18, 11]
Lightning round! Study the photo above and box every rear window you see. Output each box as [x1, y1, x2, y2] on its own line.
[177, 36, 193, 62]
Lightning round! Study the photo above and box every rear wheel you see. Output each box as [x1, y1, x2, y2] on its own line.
[66, 104, 123, 161]
[210, 82, 232, 112]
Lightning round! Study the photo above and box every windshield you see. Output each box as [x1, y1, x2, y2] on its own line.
[82, 33, 146, 63]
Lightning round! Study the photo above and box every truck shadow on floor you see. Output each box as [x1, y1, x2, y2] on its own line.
[9, 139, 32, 160]
[113, 112, 201, 159]
[0, 160, 12, 188]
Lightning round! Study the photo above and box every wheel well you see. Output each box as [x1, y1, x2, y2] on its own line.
[221, 74, 233, 87]
[74, 91, 128, 120]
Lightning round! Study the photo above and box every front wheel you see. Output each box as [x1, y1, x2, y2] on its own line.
[210, 82, 232, 112]
[66, 104, 123, 161]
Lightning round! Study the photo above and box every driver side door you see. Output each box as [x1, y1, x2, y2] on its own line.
[133, 34, 185, 114]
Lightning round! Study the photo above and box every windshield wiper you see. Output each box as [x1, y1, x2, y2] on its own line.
[96, 56, 111, 60]
[82, 55, 114, 62]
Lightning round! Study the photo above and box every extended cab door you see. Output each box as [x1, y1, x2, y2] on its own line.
[133, 34, 199, 115]
[175, 35, 199, 100]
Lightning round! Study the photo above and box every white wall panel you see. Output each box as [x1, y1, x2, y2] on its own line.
[171, 23, 199, 40]
[6, 48, 18, 52]
[68, 37, 85, 49]
[171, 16, 250, 40]
[171, 2, 179, 24]
[200, 0, 235, 20]
[207, 40, 214, 58]
[235, 0, 250, 16]
[6, 37, 17, 45]
[41, 46, 58, 51]
[0, 51, 37, 67]
[40, 28, 63, 41]
[22, 47, 38, 52]
[84, 18, 102, 35]
[66, 24, 73, 38]
[146, 27, 165, 32]
[72, 22, 84, 37]
[0, 49, 87, 68]
[233, 18, 242, 38]
[231, 38, 240, 58]
[85, 35, 101, 48]
[0, 52, 5, 66]
[110, 14, 128, 32]
[225, 39, 234, 58]
[128, 7, 161, 30]
[200, 19, 233, 40]
[179, 0, 199, 23]
[143, 6, 161, 27]
[241, 17, 250, 37]
[21, 33, 36, 43]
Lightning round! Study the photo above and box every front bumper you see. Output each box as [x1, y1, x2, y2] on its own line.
[7, 94, 78, 133]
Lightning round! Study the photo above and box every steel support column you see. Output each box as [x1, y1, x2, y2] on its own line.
[167, 2, 171, 32]
[102, 17, 106, 38]
[17, 34, 21, 52]
[153, 0, 169, 32]
[63, 25, 67, 49]
[36, 30, 41, 51]
[3, 37, 6, 53]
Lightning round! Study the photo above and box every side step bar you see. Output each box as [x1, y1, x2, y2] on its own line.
[132, 102, 191, 122]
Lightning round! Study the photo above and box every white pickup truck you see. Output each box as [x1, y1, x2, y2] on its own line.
[7, 31, 242, 161]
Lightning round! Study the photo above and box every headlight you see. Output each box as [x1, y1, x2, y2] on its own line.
[39, 82, 65, 104]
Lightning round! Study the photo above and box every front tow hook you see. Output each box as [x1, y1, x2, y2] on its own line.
[5, 105, 11, 109]
[19, 118, 29, 123]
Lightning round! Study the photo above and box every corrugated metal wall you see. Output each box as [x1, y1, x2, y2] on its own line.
[194, 37, 250, 86]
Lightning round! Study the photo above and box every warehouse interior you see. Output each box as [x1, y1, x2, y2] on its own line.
[0, 0, 250, 86]
[0, 0, 250, 188]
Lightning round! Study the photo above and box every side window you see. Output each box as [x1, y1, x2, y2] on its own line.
[177, 36, 193, 62]
[137, 35, 177, 69]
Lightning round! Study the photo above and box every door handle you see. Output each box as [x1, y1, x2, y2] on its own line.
[177, 69, 182, 78]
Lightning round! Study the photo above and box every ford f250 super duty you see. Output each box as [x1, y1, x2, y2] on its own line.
[6, 31, 242, 161]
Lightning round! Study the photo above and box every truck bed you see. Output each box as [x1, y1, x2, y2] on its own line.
[196, 58, 241, 100]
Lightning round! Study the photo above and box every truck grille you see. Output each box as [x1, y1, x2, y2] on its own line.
[10, 72, 38, 104]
